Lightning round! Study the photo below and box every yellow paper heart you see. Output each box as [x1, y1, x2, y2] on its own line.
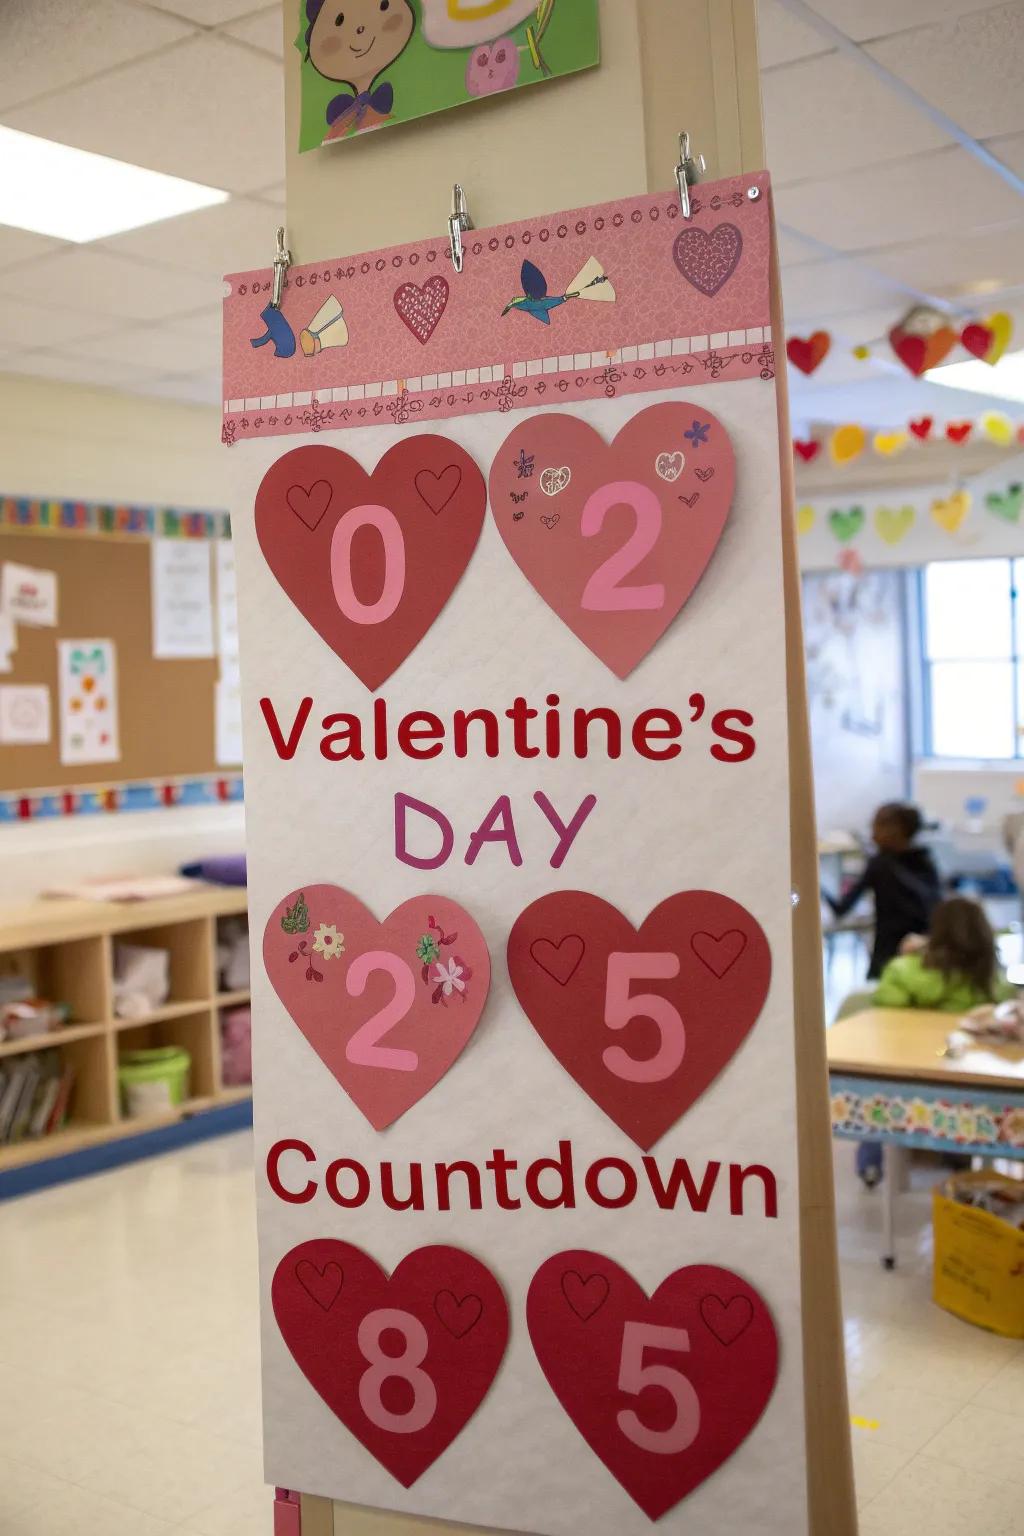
[830, 424, 866, 465]
[986, 312, 1013, 366]
[931, 490, 971, 534]
[981, 411, 1014, 446]
[873, 431, 909, 457]
[875, 505, 914, 545]
[797, 504, 815, 535]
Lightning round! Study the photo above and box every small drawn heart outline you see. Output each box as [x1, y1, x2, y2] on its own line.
[540, 513, 560, 529]
[540, 466, 571, 496]
[286, 479, 332, 530]
[655, 451, 685, 483]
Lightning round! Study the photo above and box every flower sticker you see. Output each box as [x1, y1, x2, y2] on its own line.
[416, 914, 472, 1005]
[434, 957, 467, 999]
[416, 933, 441, 966]
[312, 923, 345, 961]
[684, 420, 711, 450]
[282, 892, 310, 934]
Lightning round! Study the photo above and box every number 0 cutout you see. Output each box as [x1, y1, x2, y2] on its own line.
[331, 503, 406, 625]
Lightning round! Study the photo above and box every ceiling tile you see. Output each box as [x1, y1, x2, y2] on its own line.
[99, 198, 283, 282]
[775, 146, 1024, 253]
[222, 7, 284, 57]
[762, 50, 951, 185]
[139, 372, 223, 407]
[144, 0, 269, 22]
[984, 130, 1024, 178]
[0, 0, 195, 112]
[781, 260, 908, 322]
[0, 295, 119, 350]
[776, 226, 825, 265]
[866, 2, 1024, 141]
[4, 249, 225, 321]
[757, 1, 831, 67]
[867, 221, 1024, 299]
[7, 351, 162, 392]
[62, 321, 221, 375]
[804, 0, 1014, 41]
[0, 225, 66, 271]
[3, 35, 284, 196]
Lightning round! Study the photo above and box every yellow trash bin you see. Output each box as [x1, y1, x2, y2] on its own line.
[933, 1173, 1024, 1338]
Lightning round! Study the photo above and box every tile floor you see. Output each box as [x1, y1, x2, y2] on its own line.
[1, 1132, 1022, 1535]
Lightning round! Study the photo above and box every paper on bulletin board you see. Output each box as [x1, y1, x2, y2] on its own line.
[151, 539, 215, 659]
[0, 684, 51, 745]
[297, 0, 599, 152]
[0, 611, 15, 672]
[215, 677, 244, 766]
[215, 539, 240, 660]
[57, 639, 120, 766]
[1, 560, 57, 627]
[225, 176, 808, 1536]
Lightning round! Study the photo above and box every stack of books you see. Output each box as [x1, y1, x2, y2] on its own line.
[0, 1050, 76, 1146]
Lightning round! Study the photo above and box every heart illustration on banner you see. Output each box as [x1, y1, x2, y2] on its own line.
[256, 440, 486, 690]
[931, 490, 970, 533]
[672, 222, 743, 296]
[875, 505, 914, 545]
[490, 403, 736, 678]
[393, 276, 450, 344]
[264, 885, 490, 1130]
[527, 1251, 778, 1520]
[274, 1240, 509, 1487]
[507, 889, 770, 1148]
[786, 331, 830, 375]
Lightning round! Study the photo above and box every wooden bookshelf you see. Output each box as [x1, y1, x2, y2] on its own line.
[0, 887, 250, 1174]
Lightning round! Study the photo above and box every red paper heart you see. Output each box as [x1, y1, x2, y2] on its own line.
[890, 323, 957, 376]
[256, 440, 485, 690]
[947, 421, 972, 443]
[672, 222, 743, 296]
[274, 1240, 508, 1487]
[528, 1251, 778, 1520]
[264, 885, 490, 1130]
[507, 890, 771, 1149]
[489, 403, 735, 678]
[961, 322, 994, 361]
[786, 331, 830, 375]
[793, 438, 821, 463]
[909, 416, 933, 440]
[393, 276, 449, 344]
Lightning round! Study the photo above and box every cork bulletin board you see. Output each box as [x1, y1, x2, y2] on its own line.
[0, 531, 224, 794]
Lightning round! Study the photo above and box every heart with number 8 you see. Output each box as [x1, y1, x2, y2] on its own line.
[273, 1239, 509, 1487]
[490, 403, 736, 678]
[527, 1250, 778, 1519]
[264, 885, 491, 1129]
[507, 889, 771, 1149]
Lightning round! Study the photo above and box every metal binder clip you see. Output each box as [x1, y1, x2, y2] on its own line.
[271, 225, 291, 310]
[448, 184, 472, 274]
[675, 132, 706, 220]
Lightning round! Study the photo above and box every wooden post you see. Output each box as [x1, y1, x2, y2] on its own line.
[281, 2, 857, 1530]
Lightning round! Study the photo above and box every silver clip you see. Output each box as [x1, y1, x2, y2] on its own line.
[271, 225, 291, 310]
[448, 184, 472, 275]
[675, 132, 706, 220]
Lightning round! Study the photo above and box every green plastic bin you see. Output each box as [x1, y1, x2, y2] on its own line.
[118, 1045, 191, 1117]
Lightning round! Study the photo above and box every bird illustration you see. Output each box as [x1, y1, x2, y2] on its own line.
[501, 256, 615, 325]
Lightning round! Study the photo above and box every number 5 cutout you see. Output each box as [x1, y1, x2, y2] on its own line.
[527, 1250, 778, 1520]
[490, 401, 736, 678]
[256, 438, 486, 691]
[274, 1239, 509, 1487]
[264, 885, 491, 1129]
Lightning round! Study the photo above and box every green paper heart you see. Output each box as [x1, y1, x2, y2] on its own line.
[875, 504, 915, 545]
[985, 483, 1024, 523]
[828, 506, 865, 543]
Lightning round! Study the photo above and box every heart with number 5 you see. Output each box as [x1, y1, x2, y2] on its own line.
[264, 885, 490, 1129]
[489, 403, 735, 677]
[274, 1239, 509, 1487]
[256, 440, 486, 690]
[507, 890, 770, 1149]
[527, 1250, 778, 1520]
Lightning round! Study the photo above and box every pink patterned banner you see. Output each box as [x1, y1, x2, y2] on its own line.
[222, 173, 774, 444]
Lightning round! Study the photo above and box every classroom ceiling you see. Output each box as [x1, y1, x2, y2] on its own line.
[0, 0, 1022, 427]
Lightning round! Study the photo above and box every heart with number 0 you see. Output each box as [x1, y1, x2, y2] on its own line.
[256, 440, 486, 691]
[264, 885, 490, 1129]
[274, 1239, 509, 1487]
[527, 1251, 778, 1520]
[489, 403, 735, 677]
[507, 890, 770, 1149]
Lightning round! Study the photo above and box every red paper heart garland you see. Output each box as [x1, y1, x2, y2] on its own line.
[786, 331, 830, 375]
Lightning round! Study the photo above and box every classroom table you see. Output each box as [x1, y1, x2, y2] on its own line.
[827, 1008, 1024, 1268]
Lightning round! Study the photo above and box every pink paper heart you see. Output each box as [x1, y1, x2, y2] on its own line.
[393, 276, 449, 344]
[490, 402, 735, 677]
[264, 885, 490, 1130]
[673, 222, 743, 296]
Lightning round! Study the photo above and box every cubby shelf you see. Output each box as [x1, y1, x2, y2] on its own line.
[0, 888, 251, 1175]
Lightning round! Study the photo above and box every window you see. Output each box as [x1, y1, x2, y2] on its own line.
[921, 559, 1022, 759]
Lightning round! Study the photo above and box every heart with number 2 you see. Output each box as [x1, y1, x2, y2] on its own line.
[508, 890, 770, 1149]
[528, 1250, 778, 1519]
[490, 402, 735, 677]
[256, 440, 486, 690]
[274, 1239, 509, 1486]
[264, 885, 490, 1129]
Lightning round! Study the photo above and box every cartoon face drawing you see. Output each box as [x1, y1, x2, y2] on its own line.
[466, 36, 521, 95]
[307, 0, 414, 93]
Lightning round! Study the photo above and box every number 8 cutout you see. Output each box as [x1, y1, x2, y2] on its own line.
[264, 885, 491, 1129]
[489, 402, 736, 678]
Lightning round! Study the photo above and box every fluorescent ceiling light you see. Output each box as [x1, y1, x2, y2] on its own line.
[0, 127, 228, 243]
[926, 348, 1024, 405]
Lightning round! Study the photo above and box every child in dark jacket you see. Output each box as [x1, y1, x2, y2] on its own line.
[826, 802, 941, 979]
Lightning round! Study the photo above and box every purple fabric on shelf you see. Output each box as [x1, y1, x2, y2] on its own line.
[180, 855, 247, 886]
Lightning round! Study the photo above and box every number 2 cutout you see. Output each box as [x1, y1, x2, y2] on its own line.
[345, 952, 418, 1073]
[581, 482, 665, 612]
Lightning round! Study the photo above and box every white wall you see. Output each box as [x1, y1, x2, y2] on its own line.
[0, 371, 245, 902]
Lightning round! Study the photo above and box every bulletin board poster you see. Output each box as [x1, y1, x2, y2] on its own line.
[224, 173, 809, 1534]
[297, 0, 600, 152]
